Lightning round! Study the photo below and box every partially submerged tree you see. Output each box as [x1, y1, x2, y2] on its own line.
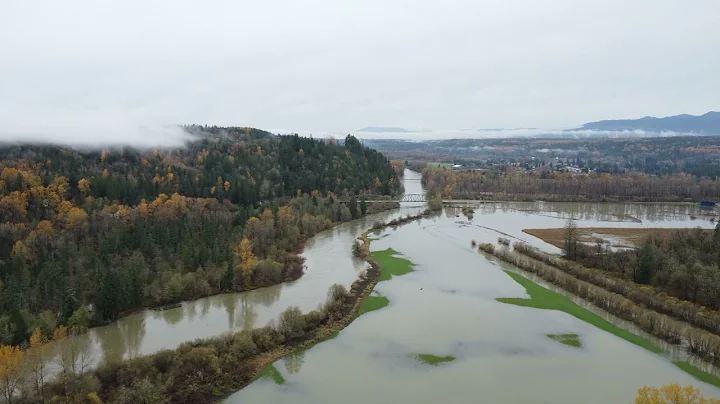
[428, 193, 443, 211]
[563, 219, 579, 260]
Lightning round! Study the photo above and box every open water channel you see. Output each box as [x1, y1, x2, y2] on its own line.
[43, 170, 720, 403]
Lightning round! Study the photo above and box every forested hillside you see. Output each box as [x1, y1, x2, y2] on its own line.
[0, 128, 401, 346]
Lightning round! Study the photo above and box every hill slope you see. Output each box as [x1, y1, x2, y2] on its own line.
[0, 128, 401, 345]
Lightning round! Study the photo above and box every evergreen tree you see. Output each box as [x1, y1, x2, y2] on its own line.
[635, 242, 656, 284]
[348, 197, 358, 219]
[221, 264, 234, 291]
[96, 268, 122, 322]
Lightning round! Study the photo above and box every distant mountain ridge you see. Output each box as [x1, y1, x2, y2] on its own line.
[579, 111, 720, 134]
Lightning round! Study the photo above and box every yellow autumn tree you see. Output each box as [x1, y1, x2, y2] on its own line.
[138, 200, 150, 219]
[53, 325, 68, 341]
[0, 344, 26, 404]
[57, 200, 73, 216]
[11, 240, 31, 262]
[224, 181, 231, 192]
[373, 176, 382, 191]
[236, 237, 257, 287]
[52, 176, 70, 199]
[28, 328, 49, 399]
[66, 207, 89, 229]
[636, 384, 720, 404]
[77, 178, 91, 195]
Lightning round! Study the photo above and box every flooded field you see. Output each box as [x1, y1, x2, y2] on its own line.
[227, 171, 720, 404]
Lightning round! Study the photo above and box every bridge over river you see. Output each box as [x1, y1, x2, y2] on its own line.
[338, 194, 474, 203]
[337, 193, 428, 203]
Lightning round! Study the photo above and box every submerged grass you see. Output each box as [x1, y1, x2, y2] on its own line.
[672, 361, 720, 388]
[357, 249, 414, 316]
[415, 354, 456, 366]
[547, 333, 582, 348]
[257, 364, 285, 385]
[497, 267, 720, 388]
[498, 270, 662, 354]
[371, 248, 415, 281]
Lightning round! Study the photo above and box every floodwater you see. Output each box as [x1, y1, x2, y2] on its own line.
[227, 170, 720, 404]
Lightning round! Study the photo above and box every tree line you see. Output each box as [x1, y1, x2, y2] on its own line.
[564, 222, 720, 317]
[0, 130, 402, 348]
[422, 167, 720, 202]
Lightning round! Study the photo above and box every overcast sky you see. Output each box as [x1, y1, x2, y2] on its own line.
[1, 0, 719, 145]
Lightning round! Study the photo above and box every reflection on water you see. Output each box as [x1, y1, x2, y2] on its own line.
[284, 351, 305, 375]
[94, 315, 146, 364]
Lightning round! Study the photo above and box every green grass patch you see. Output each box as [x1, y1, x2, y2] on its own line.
[358, 294, 390, 316]
[371, 248, 415, 281]
[672, 361, 720, 388]
[356, 249, 414, 317]
[547, 333, 582, 348]
[415, 353, 456, 366]
[497, 270, 662, 354]
[256, 364, 285, 385]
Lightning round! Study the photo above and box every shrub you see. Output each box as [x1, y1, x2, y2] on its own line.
[152, 350, 175, 374]
[170, 347, 221, 404]
[68, 305, 91, 332]
[253, 259, 283, 286]
[230, 333, 258, 360]
[278, 306, 306, 340]
[479, 243, 495, 254]
[352, 240, 364, 257]
[304, 309, 327, 331]
[112, 378, 168, 404]
[323, 284, 349, 319]
[251, 326, 284, 352]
